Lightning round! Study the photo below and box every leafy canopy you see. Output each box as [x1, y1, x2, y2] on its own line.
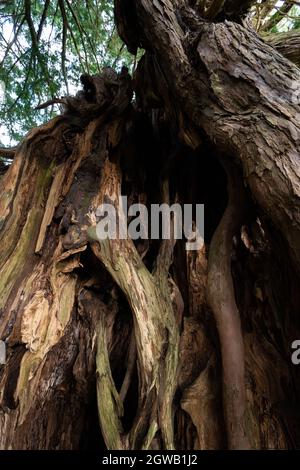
[0, 0, 136, 145]
[0, 0, 299, 146]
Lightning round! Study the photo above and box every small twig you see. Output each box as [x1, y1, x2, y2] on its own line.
[5, 51, 34, 113]
[35, 98, 67, 110]
[58, 0, 85, 72]
[58, 0, 69, 94]
[64, 0, 91, 72]
[112, 43, 125, 69]
[24, 0, 53, 95]
[0, 16, 25, 68]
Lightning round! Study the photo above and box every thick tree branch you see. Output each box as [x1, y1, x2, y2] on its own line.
[264, 29, 300, 67]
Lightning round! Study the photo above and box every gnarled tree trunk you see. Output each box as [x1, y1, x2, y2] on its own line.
[0, 0, 300, 450]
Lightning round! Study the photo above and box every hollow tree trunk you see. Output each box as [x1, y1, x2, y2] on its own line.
[1, 0, 300, 450]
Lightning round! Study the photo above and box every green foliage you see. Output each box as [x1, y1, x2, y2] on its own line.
[273, 4, 300, 33]
[0, 0, 136, 144]
[0, 1, 299, 145]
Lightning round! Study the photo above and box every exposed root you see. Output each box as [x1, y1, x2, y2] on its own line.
[207, 157, 250, 449]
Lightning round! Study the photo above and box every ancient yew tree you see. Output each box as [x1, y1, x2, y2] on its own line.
[0, 0, 300, 450]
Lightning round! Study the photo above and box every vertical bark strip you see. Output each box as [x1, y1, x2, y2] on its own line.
[89, 157, 180, 449]
[207, 159, 250, 449]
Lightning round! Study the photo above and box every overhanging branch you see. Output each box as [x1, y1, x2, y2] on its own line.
[263, 29, 300, 67]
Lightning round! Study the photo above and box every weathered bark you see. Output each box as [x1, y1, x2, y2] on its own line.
[0, 69, 134, 449]
[116, 0, 300, 268]
[89, 162, 180, 449]
[116, 0, 300, 448]
[0, 0, 300, 451]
